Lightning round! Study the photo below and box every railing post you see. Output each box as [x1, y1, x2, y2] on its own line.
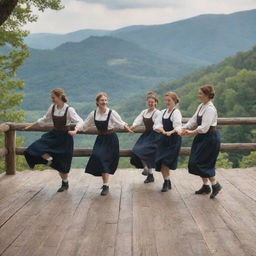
[5, 129, 16, 175]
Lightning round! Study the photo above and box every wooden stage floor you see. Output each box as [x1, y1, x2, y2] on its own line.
[0, 168, 256, 256]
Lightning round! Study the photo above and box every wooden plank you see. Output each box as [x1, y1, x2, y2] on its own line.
[154, 180, 211, 255]
[54, 176, 98, 256]
[17, 173, 85, 256]
[131, 175, 159, 256]
[1, 169, 256, 256]
[73, 180, 122, 256]
[0, 171, 44, 228]
[130, 170, 211, 256]
[0, 170, 63, 255]
[220, 168, 256, 201]
[0, 123, 10, 132]
[214, 171, 256, 255]
[114, 169, 134, 256]
[173, 169, 249, 256]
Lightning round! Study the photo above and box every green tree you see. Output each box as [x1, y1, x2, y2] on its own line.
[240, 152, 256, 168]
[0, 0, 63, 172]
[240, 129, 256, 168]
[216, 153, 233, 168]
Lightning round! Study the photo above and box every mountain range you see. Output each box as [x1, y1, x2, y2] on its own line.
[16, 9, 256, 114]
[26, 9, 256, 65]
[20, 36, 194, 111]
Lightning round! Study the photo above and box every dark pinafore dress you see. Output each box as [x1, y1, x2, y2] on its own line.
[155, 109, 182, 172]
[24, 105, 74, 173]
[188, 107, 221, 178]
[130, 110, 161, 169]
[85, 110, 120, 177]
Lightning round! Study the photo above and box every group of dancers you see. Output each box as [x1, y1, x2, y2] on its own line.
[24, 85, 222, 198]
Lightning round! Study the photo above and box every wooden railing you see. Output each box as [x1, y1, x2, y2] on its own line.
[1, 118, 256, 175]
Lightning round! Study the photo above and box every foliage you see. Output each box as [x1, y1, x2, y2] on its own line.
[118, 46, 256, 168]
[0, 0, 63, 173]
[216, 153, 233, 169]
[240, 152, 256, 168]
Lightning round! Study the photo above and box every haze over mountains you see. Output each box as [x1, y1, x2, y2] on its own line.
[24, 29, 109, 49]
[20, 36, 190, 111]
[19, 9, 256, 113]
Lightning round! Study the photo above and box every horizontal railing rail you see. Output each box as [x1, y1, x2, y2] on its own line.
[1, 118, 256, 175]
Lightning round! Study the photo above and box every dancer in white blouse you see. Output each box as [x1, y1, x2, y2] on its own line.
[70, 92, 133, 196]
[130, 92, 161, 183]
[154, 92, 183, 192]
[182, 84, 222, 199]
[24, 88, 83, 192]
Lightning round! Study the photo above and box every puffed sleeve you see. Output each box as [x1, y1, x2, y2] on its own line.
[152, 110, 161, 123]
[153, 110, 164, 130]
[37, 104, 53, 127]
[196, 107, 216, 134]
[182, 105, 201, 130]
[171, 109, 182, 131]
[132, 110, 145, 127]
[67, 107, 83, 124]
[75, 111, 95, 131]
[110, 110, 127, 129]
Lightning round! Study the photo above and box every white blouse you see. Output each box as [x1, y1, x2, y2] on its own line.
[183, 101, 218, 134]
[153, 108, 183, 131]
[76, 107, 127, 131]
[37, 103, 83, 127]
[132, 108, 161, 127]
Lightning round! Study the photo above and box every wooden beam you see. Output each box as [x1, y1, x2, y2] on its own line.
[5, 118, 256, 133]
[15, 143, 256, 157]
[182, 117, 256, 125]
[5, 130, 16, 175]
[0, 123, 10, 132]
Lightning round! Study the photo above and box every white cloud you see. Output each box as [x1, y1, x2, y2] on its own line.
[78, 0, 180, 9]
[24, 0, 256, 33]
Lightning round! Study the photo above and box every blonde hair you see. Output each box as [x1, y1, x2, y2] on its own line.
[146, 91, 158, 104]
[164, 91, 180, 104]
[51, 88, 68, 103]
[96, 92, 108, 106]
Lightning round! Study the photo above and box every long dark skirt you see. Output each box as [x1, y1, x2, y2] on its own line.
[85, 133, 119, 176]
[24, 130, 74, 173]
[130, 130, 161, 169]
[188, 130, 220, 178]
[155, 134, 182, 172]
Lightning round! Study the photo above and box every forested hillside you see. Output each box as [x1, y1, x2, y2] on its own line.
[19, 36, 197, 113]
[113, 9, 256, 64]
[24, 29, 109, 49]
[117, 46, 256, 167]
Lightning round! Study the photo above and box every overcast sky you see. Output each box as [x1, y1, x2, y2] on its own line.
[24, 0, 256, 34]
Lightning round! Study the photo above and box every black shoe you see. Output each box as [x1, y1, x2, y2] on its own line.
[161, 180, 169, 192]
[168, 180, 172, 190]
[195, 184, 211, 195]
[142, 168, 149, 176]
[57, 181, 69, 192]
[210, 182, 222, 199]
[101, 185, 109, 196]
[144, 174, 154, 183]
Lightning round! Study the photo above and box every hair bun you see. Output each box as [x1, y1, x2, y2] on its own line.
[51, 88, 68, 103]
[164, 91, 180, 105]
[200, 84, 215, 99]
[146, 91, 158, 103]
[61, 95, 68, 103]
